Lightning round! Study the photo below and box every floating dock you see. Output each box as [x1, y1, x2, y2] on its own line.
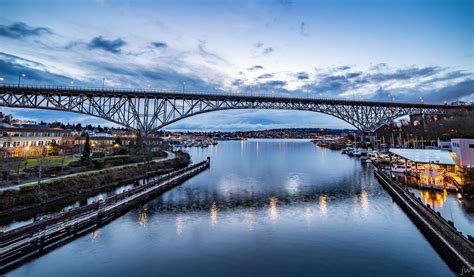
[374, 166, 473, 274]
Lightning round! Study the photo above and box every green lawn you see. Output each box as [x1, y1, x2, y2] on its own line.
[24, 156, 79, 169]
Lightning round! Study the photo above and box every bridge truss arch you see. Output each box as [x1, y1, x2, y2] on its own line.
[0, 85, 467, 134]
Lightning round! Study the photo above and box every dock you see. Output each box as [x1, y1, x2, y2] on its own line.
[0, 158, 210, 273]
[374, 166, 473, 274]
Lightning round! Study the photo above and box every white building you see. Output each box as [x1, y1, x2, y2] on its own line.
[451, 138, 474, 168]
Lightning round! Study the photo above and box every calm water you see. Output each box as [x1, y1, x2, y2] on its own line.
[9, 139, 456, 276]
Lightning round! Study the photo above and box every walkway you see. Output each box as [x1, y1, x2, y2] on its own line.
[0, 151, 176, 192]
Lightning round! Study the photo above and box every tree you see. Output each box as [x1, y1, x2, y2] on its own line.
[114, 137, 123, 146]
[48, 139, 59, 156]
[75, 123, 82, 132]
[81, 133, 91, 164]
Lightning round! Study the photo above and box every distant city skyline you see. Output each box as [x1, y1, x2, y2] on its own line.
[0, 0, 472, 130]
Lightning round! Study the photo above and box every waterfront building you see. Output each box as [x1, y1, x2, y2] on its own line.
[437, 139, 452, 151]
[0, 124, 74, 158]
[450, 138, 474, 169]
[389, 148, 460, 191]
[74, 132, 126, 154]
[74, 132, 165, 154]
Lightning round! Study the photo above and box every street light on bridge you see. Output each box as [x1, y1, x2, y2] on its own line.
[182, 81, 186, 93]
[18, 73, 26, 87]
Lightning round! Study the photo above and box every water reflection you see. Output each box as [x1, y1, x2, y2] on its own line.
[176, 213, 184, 235]
[269, 197, 278, 221]
[319, 194, 328, 216]
[361, 190, 369, 214]
[305, 206, 313, 225]
[138, 207, 148, 228]
[286, 175, 300, 195]
[210, 202, 218, 226]
[90, 228, 100, 241]
[256, 141, 259, 157]
[420, 190, 448, 208]
[246, 208, 255, 231]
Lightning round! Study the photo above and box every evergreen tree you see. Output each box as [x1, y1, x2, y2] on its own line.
[81, 133, 91, 163]
[75, 123, 82, 131]
[114, 137, 123, 146]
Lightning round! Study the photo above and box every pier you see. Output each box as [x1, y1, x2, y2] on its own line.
[0, 158, 210, 273]
[374, 166, 473, 274]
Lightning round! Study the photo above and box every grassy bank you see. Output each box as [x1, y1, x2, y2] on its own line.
[0, 151, 190, 219]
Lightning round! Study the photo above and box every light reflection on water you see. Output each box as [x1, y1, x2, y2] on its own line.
[319, 194, 328, 216]
[210, 202, 218, 226]
[138, 207, 148, 228]
[8, 139, 460, 276]
[246, 208, 254, 231]
[175, 213, 184, 235]
[268, 197, 278, 221]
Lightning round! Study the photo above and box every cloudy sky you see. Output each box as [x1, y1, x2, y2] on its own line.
[0, 0, 472, 130]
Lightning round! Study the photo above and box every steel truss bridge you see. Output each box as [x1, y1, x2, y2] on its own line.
[0, 84, 469, 134]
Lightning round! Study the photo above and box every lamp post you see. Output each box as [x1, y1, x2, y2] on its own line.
[102, 78, 106, 90]
[389, 92, 394, 102]
[182, 81, 186, 93]
[18, 73, 26, 87]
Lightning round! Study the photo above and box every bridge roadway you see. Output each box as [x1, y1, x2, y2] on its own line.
[0, 158, 210, 273]
[1, 84, 468, 133]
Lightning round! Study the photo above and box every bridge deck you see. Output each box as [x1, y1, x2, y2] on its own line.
[0, 84, 462, 109]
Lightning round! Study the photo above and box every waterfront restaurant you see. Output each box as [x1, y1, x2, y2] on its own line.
[389, 148, 460, 191]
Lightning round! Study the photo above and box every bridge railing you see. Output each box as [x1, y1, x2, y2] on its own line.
[0, 83, 467, 107]
[0, 83, 348, 101]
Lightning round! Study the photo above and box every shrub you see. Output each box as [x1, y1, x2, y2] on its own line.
[68, 160, 82, 168]
[92, 159, 105, 169]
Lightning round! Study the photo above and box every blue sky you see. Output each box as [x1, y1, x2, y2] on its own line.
[0, 0, 472, 130]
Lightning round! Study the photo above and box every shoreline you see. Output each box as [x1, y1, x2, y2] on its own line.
[0, 152, 190, 224]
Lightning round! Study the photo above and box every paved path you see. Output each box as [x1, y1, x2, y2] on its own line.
[0, 151, 176, 192]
